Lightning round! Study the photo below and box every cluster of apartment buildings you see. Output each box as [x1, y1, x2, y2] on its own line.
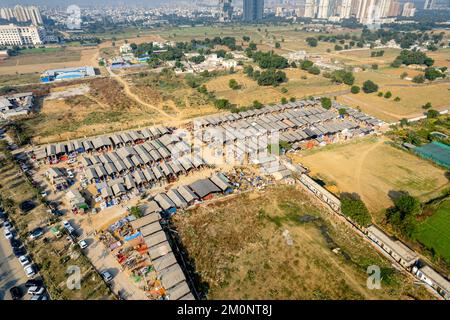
[0, 5, 43, 25]
[300, 0, 416, 23]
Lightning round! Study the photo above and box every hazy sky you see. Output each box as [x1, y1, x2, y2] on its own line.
[1, 0, 172, 6]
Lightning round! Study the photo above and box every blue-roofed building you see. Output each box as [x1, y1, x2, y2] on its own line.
[41, 66, 96, 83]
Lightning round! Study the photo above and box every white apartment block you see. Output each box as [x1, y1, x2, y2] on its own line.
[0, 24, 45, 46]
[0, 5, 43, 25]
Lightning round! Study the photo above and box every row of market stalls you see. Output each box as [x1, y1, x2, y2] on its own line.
[194, 99, 383, 129]
[147, 172, 233, 217]
[194, 99, 382, 155]
[98, 173, 234, 300]
[32, 125, 172, 164]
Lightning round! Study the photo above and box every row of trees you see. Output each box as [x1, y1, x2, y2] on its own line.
[391, 50, 434, 67]
[248, 51, 289, 69]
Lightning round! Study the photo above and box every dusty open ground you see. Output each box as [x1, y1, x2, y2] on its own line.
[289, 137, 449, 219]
[205, 70, 345, 106]
[174, 184, 434, 300]
[337, 81, 450, 122]
[20, 79, 161, 144]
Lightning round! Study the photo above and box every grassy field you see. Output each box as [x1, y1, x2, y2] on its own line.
[0, 73, 41, 87]
[290, 137, 449, 219]
[0, 151, 113, 300]
[174, 184, 434, 300]
[415, 199, 450, 265]
[0, 46, 100, 76]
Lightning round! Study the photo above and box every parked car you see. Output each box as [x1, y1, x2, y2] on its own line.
[9, 238, 21, 248]
[25, 265, 36, 278]
[27, 286, 45, 296]
[3, 220, 11, 229]
[9, 286, 22, 300]
[78, 240, 88, 249]
[29, 227, 44, 240]
[67, 158, 77, 165]
[13, 247, 26, 257]
[30, 294, 48, 300]
[100, 271, 113, 283]
[25, 279, 44, 288]
[62, 220, 71, 229]
[4, 228, 13, 240]
[19, 255, 31, 267]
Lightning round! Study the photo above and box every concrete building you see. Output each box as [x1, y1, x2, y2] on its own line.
[413, 265, 450, 300]
[317, 0, 331, 18]
[243, 0, 264, 22]
[304, 0, 317, 18]
[219, 0, 233, 22]
[424, 0, 435, 10]
[401, 2, 416, 17]
[0, 24, 45, 46]
[340, 0, 353, 19]
[387, 1, 402, 17]
[0, 5, 43, 25]
[367, 225, 419, 270]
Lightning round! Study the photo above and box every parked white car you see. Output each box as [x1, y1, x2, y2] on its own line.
[78, 240, 88, 249]
[28, 286, 45, 296]
[19, 255, 31, 267]
[4, 228, 13, 240]
[25, 265, 36, 278]
[67, 158, 77, 165]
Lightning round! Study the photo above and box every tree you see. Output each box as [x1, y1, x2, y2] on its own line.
[321, 97, 332, 110]
[215, 99, 232, 110]
[378, 92, 383, 97]
[229, 79, 240, 90]
[289, 97, 296, 102]
[412, 75, 425, 83]
[243, 65, 254, 77]
[372, 64, 378, 70]
[334, 45, 343, 51]
[340, 194, 372, 227]
[307, 66, 321, 75]
[275, 42, 281, 49]
[300, 60, 314, 70]
[281, 87, 288, 94]
[281, 97, 288, 104]
[424, 68, 444, 81]
[330, 70, 355, 85]
[243, 36, 251, 42]
[394, 97, 401, 102]
[426, 109, 440, 118]
[189, 55, 205, 64]
[351, 85, 360, 94]
[362, 80, 378, 93]
[394, 50, 434, 67]
[257, 69, 287, 86]
[338, 108, 347, 116]
[130, 206, 143, 219]
[306, 37, 318, 47]
[384, 91, 392, 99]
[386, 193, 421, 237]
[400, 72, 408, 79]
[422, 102, 432, 110]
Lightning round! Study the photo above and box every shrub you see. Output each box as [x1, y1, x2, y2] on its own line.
[321, 97, 332, 110]
[351, 85, 360, 94]
[362, 80, 379, 93]
[384, 91, 392, 99]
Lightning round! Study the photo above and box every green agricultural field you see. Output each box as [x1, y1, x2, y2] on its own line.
[415, 199, 450, 264]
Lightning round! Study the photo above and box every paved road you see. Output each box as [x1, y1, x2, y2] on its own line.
[0, 226, 29, 300]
